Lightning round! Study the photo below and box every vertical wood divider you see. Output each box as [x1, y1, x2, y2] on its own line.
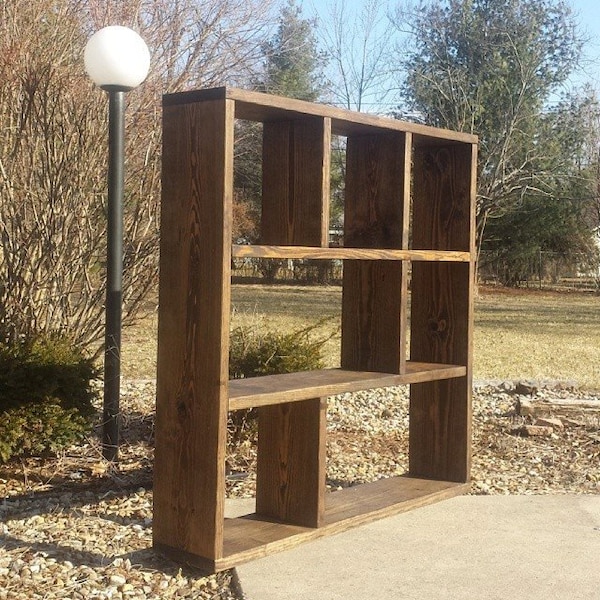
[409, 143, 477, 482]
[256, 116, 331, 527]
[261, 117, 331, 246]
[256, 398, 327, 527]
[341, 132, 411, 373]
[153, 98, 234, 560]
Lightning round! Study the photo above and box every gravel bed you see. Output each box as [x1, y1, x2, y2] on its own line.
[1, 379, 599, 598]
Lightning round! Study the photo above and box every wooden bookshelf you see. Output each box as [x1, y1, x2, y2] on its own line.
[154, 86, 477, 572]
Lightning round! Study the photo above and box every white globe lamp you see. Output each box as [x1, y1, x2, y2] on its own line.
[84, 25, 150, 91]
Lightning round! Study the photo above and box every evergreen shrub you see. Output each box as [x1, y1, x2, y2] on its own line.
[228, 323, 329, 444]
[0, 337, 98, 462]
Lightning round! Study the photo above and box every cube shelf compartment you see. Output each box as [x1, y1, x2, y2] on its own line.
[153, 87, 477, 572]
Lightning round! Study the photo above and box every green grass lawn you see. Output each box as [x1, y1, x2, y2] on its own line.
[122, 284, 600, 390]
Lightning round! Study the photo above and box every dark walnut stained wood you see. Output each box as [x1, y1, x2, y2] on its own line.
[229, 364, 467, 411]
[261, 118, 330, 246]
[256, 398, 326, 528]
[409, 143, 477, 483]
[341, 132, 410, 374]
[155, 86, 477, 572]
[256, 108, 331, 532]
[232, 244, 471, 262]
[153, 99, 233, 560]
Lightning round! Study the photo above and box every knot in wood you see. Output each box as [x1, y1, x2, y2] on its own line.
[428, 318, 448, 335]
[177, 401, 189, 421]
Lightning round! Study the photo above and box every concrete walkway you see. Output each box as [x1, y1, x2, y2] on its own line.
[231, 495, 600, 600]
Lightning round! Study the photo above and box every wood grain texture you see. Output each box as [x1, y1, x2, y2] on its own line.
[153, 99, 234, 560]
[344, 133, 409, 249]
[409, 144, 477, 483]
[231, 245, 470, 261]
[411, 144, 475, 253]
[341, 260, 406, 372]
[256, 398, 326, 527]
[261, 117, 330, 246]
[228, 364, 466, 410]
[341, 133, 410, 373]
[409, 376, 471, 482]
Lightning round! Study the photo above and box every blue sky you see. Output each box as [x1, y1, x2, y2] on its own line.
[572, 0, 600, 86]
[304, 0, 600, 93]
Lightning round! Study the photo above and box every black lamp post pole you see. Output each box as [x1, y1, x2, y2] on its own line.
[103, 89, 125, 462]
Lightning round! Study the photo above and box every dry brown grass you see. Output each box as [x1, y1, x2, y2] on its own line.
[474, 286, 600, 388]
[121, 284, 600, 390]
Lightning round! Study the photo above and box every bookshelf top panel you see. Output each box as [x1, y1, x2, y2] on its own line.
[163, 87, 478, 145]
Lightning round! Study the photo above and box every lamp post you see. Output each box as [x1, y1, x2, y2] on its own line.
[84, 26, 150, 462]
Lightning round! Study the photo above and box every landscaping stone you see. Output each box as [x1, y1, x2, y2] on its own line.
[511, 424, 554, 437]
[0, 379, 598, 598]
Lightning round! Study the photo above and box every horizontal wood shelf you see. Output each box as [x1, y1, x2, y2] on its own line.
[156, 476, 469, 572]
[232, 244, 471, 262]
[228, 364, 467, 410]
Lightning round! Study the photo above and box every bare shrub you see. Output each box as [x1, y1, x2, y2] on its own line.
[0, 0, 276, 354]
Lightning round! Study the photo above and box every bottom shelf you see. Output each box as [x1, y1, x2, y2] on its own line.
[156, 476, 469, 572]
